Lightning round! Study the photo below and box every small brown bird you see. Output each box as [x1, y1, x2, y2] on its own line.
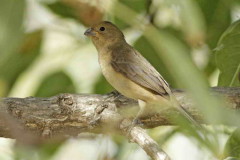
[84, 21, 199, 126]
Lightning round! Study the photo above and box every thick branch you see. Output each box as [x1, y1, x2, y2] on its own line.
[0, 87, 239, 159]
[0, 87, 239, 139]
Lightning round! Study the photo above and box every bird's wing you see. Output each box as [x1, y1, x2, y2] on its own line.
[111, 48, 169, 96]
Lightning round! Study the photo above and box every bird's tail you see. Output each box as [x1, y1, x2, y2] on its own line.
[169, 95, 203, 130]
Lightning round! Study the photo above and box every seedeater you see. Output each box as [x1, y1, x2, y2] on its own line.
[84, 21, 199, 127]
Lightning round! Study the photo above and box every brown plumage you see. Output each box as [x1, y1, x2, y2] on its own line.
[84, 21, 200, 127]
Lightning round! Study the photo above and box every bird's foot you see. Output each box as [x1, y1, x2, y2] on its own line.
[132, 117, 143, 126]
[89, 104, 108, 129]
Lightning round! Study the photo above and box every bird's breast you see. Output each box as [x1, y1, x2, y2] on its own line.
[98, 51, 123, 88]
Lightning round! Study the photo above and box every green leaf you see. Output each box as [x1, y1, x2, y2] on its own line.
[224, 128, 240, 158]
[215, 20, 240, 87]
[0, 0, 25, 61]
[197, 0, 233, 77]
[197, 0, 232, 49]
[0, 30, 43, 95]
[35, 71, 76, 97]
[93, 75, 114, 94]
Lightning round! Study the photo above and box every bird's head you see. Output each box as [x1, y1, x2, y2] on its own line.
[84, 21, 125, 49]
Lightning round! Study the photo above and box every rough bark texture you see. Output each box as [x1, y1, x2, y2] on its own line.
[0, 87, 239, 160]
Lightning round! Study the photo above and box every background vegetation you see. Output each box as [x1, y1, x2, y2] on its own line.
[0, 0, 239, 160]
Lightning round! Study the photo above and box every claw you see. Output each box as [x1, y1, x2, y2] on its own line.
[132, 118, 143, 126]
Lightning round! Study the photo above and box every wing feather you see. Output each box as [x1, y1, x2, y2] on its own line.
[111, 47, 169, 96]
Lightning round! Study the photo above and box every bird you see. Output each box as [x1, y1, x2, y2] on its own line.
[84, 21, 200, 127]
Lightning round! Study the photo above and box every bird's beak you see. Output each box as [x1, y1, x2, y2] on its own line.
[84, 28, 96, 37]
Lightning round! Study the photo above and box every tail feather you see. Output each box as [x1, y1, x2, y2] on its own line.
[177, 103, 203, 129]
[169, 94, 203, 130]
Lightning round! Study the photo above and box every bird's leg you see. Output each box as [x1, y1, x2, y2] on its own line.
[126, 100, 146, 138]
[132, 99, 147, 126]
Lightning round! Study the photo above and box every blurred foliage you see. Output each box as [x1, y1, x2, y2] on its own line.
[0, 0, 26, 96]
[215, 20, 240, 87]
[224, 157, 240, 160]
[35, 71, 76, 97]
[197, 0, 233, 49]
[153, 0, 206, 46]
[44, 0, 104, 26]
[0, 0, 240, 159]
[197, 0, 235, 76]
[37, 141, 63, 158]
[14, 141, 64, 160]
[224, 128, 240, 158]
[0, 0, 25, 60]
[112, 0, 147, 29]
[150, 127, 179, 145]
[0, 30, 43, 96]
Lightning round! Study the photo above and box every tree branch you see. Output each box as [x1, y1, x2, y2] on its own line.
[120, 119, 171, 160]
[0, 87, 239, 160]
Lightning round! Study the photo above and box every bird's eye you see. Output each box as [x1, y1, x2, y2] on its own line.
[99, 27, 105, 31]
